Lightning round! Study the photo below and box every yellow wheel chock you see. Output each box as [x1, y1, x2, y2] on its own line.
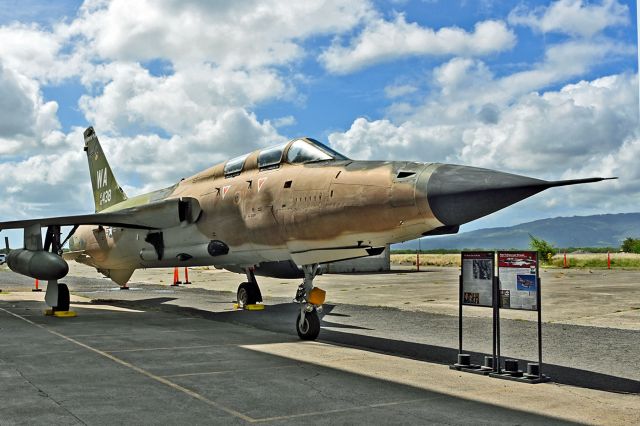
[233, 303, 265, 311]
[44, 309, 77, 317]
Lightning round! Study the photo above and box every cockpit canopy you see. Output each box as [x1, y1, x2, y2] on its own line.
[224, 137, 348, 178]
[223, 153, 249, 177]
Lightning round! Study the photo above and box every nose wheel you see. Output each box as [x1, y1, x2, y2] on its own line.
[296, 308, 320, 340]
[293, 264, 324, 341]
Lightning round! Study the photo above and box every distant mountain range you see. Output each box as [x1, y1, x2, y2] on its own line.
[397, 213, 640, 250]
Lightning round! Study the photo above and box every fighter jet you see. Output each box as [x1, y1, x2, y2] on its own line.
[0, 127, 614, 340]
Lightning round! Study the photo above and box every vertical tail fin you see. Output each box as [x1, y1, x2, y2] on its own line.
[83, 127, 127, 212]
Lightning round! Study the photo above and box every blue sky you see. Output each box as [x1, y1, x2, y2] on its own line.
[0, 0, 638, 247]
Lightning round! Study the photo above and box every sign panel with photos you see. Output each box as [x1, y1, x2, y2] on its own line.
[497, 251, 539, 311]
[461, 251, 494, 307]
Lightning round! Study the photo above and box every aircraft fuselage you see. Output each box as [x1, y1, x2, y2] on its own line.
[69, 159, 442, 278]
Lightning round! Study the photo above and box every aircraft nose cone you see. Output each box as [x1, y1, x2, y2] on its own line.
[426, 164, 547, 226]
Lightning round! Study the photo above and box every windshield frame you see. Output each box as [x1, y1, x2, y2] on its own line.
[286, 138, 349, 165]
[304, 138, 348, 161]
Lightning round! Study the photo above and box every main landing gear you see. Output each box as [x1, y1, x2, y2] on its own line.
[293, 264, 325, 341]
[235, 264, 325, 341]
[236, 268, 263, 307]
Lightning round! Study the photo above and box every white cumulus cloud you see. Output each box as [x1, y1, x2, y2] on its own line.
[384, 83, 418, 98]
[71, 0, 373, 69]
[332, 69, 638, 171]
[0, 64, 63, 155]
[508, 0, 629, 38]
[320, 15, 516, 74]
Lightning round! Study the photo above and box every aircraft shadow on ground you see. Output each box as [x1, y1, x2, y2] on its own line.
[96, 297, 640, 395]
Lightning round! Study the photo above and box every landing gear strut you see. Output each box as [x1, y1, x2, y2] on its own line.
[294, 264, 323, 340]
[236, 268, 263, 307]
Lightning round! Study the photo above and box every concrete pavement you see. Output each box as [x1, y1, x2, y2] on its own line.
[0, 265, 638, 424]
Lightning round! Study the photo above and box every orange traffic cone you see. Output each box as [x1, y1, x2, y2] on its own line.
[183, 267, 191, 284]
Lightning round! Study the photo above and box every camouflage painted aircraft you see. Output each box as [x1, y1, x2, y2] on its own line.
[0, 127, 614, 339]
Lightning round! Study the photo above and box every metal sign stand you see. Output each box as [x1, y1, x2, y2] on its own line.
[450, 252, 497, 375]
[490, 251, 550, 384]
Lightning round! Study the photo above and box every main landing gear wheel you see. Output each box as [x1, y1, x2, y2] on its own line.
[56, 283, 70, 311]
[237, 268, 263, 308]
[296, 309, 320, 341]
[237, 282, 259, 306]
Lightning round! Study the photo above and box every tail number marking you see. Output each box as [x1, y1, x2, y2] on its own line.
[96, 168, 108, 189]
[99, 189, 112, 206]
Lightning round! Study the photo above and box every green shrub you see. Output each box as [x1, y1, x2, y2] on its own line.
[621, 238, 640, 254]
[529, 234, 556, 263]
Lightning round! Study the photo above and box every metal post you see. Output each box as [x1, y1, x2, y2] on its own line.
[417, 238, 421, 272]
[492, 275, 497, 372]
[496, 275, 501, 374]
[458, 275, 463, 354]
[537, 276, 543, 379]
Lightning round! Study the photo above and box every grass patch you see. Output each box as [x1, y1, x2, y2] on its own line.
[391, 254, 460, 267]
[547, 253, 640, 268]
[392, 253, 640, 268]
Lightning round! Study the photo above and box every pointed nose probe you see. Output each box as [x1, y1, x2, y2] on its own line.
[425, 164, 615, 226]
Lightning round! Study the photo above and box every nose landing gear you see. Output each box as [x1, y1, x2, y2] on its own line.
[294, 264, 324, 341]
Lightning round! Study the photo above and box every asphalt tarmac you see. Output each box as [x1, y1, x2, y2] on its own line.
[0, 267, 638, 424]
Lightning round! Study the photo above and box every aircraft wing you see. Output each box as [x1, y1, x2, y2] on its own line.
[0, 212, 157, 231]
[0, 197, 202, 231]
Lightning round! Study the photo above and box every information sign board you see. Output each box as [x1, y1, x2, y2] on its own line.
[461, 251, 494, 307]
[497, 251, 538, 311]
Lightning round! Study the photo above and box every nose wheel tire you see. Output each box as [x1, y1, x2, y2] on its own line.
[56, 283, 70, 311]
[237, 282, 258, 306]
[296, 309, 320, 340]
